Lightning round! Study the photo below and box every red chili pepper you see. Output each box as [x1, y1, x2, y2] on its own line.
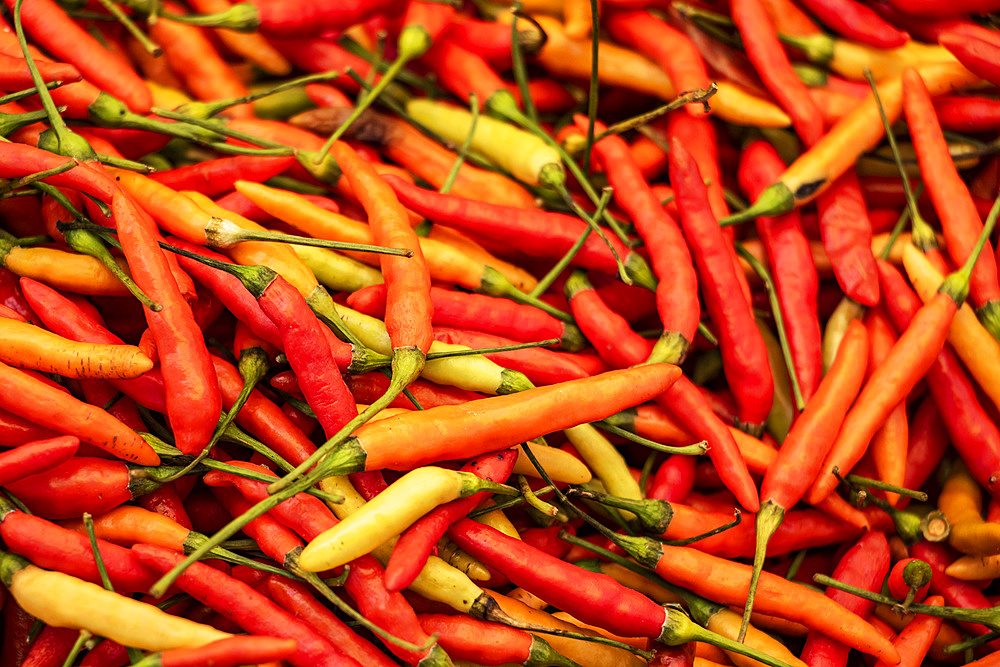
[137, 483, 194, 531]
[210, 487, 304, 568]
[418, 613, 574, 667]
[0, 499, 156, 593]
[0, 407, 57, 447]
[797, 0, 909, 48]
[249, 0, 403, 37]
[0, 435, 78, 487]
[150, 156, 295, 198]
[130, 544, 363, 667]
[933, 95, 1000, 133]
[877, 259, 1000, 494]
[730, 0, 823, 146]
[79, 639, 129, 667]
[800, 531, 891, 667]
[420, 32, 513, 108]
[581, 117, 699, 363]
[347, 284, 584, 350]
[4, 0, 151, 112]
[270, 38, 374, 94]
[672, 137, 772, 431]
[19, 625, 79, 667]
[266, 576, 398, 667]
[813, 170, 880, 307]
[0, 143, 115, 202]
[384, 449, 517, 592]
[648, 455, 696, 504]
[139, 636, 299, 667]
[606, 10, 711, 117]
[887, 558, 932, 604]
[385, 175, 646, 282]
[345, 372, 483, 410]
[1, 596, 36, 667]
[433, 327, 590, 386]
[902, 397, 950, 501]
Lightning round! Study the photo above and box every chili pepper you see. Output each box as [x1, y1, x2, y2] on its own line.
[796, 531, 891, 667]
[78, 638, 129, 667]
[0, 317, 152, 380]
[902, 68, 1000, 339]
[20, 624, 79, 667]
[330, 139, 432, 392]
[606, 10, 710, 117]
[5, 0, 151, 112]
[733, 0, 824, 145]
[582, 120, 698, 363]
[939, 460, 1000, 555]
[245, 0, 403, 36]
[0, 434, 77, 487]
[321, 363, 680, 474]
[649, 455, 697, 504]
[150, 156, 294, 198]
[131, 544, 364, 667]
[723, 62, 980, 225]
[813, 170, 880, 307]
[875, 595, 943, 667]
[266, 576, 398, 667]
[0, 361, 158, 465]
[932, 95, 1000, 133]
[420, 31, 512, 108]
[381, 450, 517, 592]
[343, 371, 480, 410]
[131, 636, 299, 667]
[135, 483, 193, 531]
[446, 13, 542, 67]
[877, 259, 1000, 495]
[672, 138, 772, 431]
[3, 456, 185, 519]
[347, 284, 584, 351]
[0, 550, 231, 650]
[418, 613, 577, 667]
[799, 0, 909, 48]
[385, 175, 649, 285]
[533, 14, 789, 128]
[299, 465, 517, 572]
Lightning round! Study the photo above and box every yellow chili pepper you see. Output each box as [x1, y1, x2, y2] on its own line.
[0, 319, 152, 380]
[511, 443, 593, 485]
[564, 424, 643, 504]
[300, 466, 517, 572]
[939, 460, 1000, 556]
[291, 244, 384, 293]
[0, 553, 231, 652]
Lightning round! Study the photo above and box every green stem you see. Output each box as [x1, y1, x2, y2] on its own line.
[844, 474, 927, 501]
[439, 93, 479, 195]
[738, 502, 784, 643]
[565, 486, 673, 533]
[0, 81, 68, 106]
[940, 190, 1000, 305]
[96, 0, 162, 56]
[177, 72, 340, 120]
[593, 421, 708, 455]
[82, 513, 114, 592]
[424, 338, 560, 360]
[60, 631, 92, 667]
[510, 7, 538, 125]
[314, 25, 431, 162]
[0, 160, 76, 195]
[479, 265, 575, 322]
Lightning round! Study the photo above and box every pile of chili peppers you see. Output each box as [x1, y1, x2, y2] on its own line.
[7, 0, 1000, 665]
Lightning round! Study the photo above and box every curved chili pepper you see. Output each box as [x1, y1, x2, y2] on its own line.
[631, 541, 899, 664]
[673, 137, 772, 431]
[582, 119, 698, 363]
[814, 170, 880, 307]
[266, 576, 398, 667]
[939, 460, 1000, 555]
[130, 544, 363, 667]
[798, 0, 908, 48]
[249, 0, 402, 37]
[421, 31, 512, 107]
[385, 175, 649, 284]
[133, 636, 299, 667]
[0, 361, 158, 465]
[347, 284, 583, 351]
[150, 156, 294, 198]
[605, 9, 710, 116]
[384, 450, 517, 592]
[0, 435, 78, 487]
[910, 541, 996, 639]
[0, 551, 230, 652]
[799, 531, 890, 667]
